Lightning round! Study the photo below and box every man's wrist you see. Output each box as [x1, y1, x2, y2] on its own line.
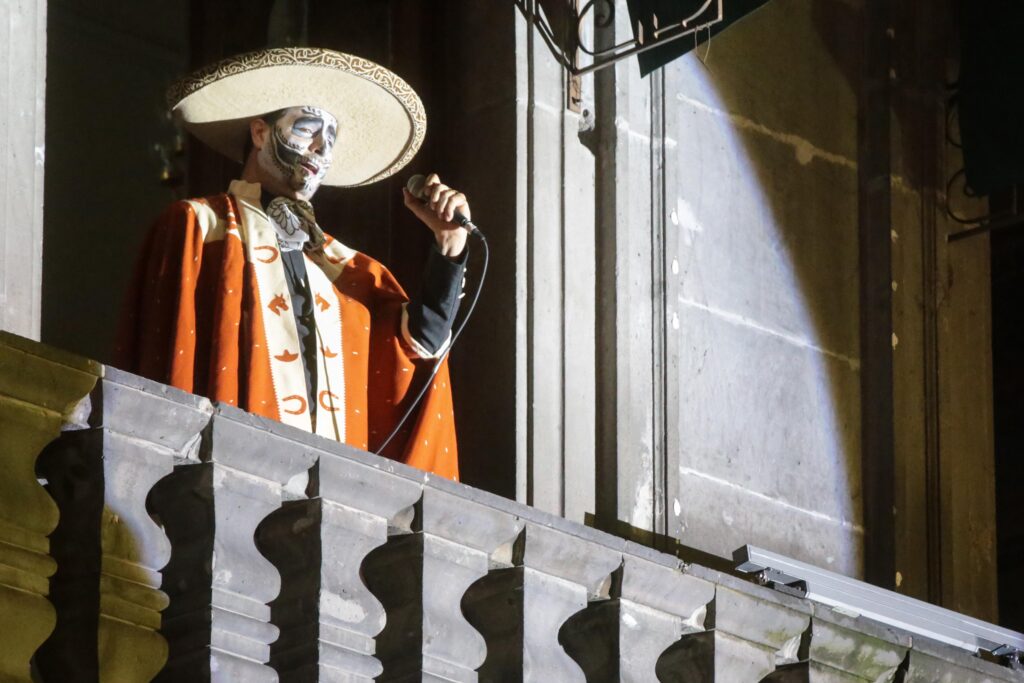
[435, 231, 468, 259]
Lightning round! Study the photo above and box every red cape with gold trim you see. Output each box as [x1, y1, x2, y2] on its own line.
[116, 180, 458, 479]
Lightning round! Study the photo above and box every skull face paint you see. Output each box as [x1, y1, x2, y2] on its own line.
[257, 106, 338, 200]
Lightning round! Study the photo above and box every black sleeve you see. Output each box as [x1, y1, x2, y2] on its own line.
[405, 244, 468, 355]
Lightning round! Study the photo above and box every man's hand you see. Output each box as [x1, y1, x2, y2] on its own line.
[402, 173, 470, 258]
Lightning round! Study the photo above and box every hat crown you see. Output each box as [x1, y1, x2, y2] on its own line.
[169, 47, 426, 187]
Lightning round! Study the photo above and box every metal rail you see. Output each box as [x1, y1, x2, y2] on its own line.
[735, 544, 1024, 659]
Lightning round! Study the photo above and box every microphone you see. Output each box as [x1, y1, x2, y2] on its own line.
[406, 174, 478, 233]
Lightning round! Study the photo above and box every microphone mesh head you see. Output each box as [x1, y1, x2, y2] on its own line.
[406, 174, 426, 199]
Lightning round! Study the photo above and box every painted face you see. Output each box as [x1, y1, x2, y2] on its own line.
[257, 106, 338, 199]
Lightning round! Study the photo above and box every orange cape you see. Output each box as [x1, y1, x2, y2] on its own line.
[116, 180, 458, 479]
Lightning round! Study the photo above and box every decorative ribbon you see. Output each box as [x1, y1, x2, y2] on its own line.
[266, 196, 326, 252]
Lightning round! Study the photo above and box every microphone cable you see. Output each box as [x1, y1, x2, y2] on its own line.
[373, 226, 488, 455]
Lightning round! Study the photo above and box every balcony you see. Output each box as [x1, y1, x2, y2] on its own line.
[1, 330, 1021, 682]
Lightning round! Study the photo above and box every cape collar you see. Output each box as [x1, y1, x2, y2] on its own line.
[228, 179, 264, 214]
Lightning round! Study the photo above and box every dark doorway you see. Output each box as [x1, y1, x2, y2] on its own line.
[42, 0, 190, 362]
[991, 215, 1024, 631]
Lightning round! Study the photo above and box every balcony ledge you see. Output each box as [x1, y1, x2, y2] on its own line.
[1, 330, 1021, 682]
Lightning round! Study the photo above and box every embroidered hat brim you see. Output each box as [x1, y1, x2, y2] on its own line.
[168, 47, 426, 187]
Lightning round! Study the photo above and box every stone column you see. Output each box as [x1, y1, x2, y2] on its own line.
[37, 368, 212, 682]
[0, 332, 99, 681]
[0, 2, 47, 339]
[156, 406, 317, 682]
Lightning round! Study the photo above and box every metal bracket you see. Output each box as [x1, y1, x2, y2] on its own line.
[568, 69, 583, 112]
[747, 566, 808, 598]
[947, 213, 1024, 242]
[515, 0, 725, 78]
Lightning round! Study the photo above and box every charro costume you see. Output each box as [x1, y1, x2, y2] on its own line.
[116, 48, 461, 479]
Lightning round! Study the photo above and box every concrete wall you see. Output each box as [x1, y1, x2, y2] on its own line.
[516, 4, 599, 520]
[0, 0, 47, 339]
[512, 0, 996, 608]
[498, 0, 866, 570]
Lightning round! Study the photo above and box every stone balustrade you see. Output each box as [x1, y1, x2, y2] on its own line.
[2, 330, 1023, 683]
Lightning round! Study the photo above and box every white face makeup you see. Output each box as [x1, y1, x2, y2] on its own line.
[257, 106, 338, 200]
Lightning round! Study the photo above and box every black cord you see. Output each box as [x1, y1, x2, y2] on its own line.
[945, 95, 962, 149]
[942, 86, 992, 225]
[946, 167, 991, 225]
[373, 228, 489, 456]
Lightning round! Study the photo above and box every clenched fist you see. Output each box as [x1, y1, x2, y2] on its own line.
[402, 172, 470, 258]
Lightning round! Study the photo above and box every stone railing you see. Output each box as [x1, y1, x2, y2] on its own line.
[2, 330, 1023, 682]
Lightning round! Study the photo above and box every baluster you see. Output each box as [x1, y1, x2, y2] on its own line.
[267, 445, 424, 681]
[559, 551, 716, 682]
[0, 333, 99, 682]
[365, 484, 523, 682]
[763, 607, 908, 682]
[419, 485, 522, 680]
[157, 405, 317, 682]
[664, 576, 810, 682]
[463, 521, 622, 682]
[620, 553, 715, 681]
[38, 368, 212, 682]
[521, 523, 621, 681]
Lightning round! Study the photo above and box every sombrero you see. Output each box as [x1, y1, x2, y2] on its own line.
[167, 47, 426, 187]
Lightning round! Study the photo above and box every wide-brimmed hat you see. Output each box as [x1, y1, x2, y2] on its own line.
[167, 47, 426, 187]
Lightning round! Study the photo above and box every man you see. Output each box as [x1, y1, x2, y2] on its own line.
[116, 48, 468, 479]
